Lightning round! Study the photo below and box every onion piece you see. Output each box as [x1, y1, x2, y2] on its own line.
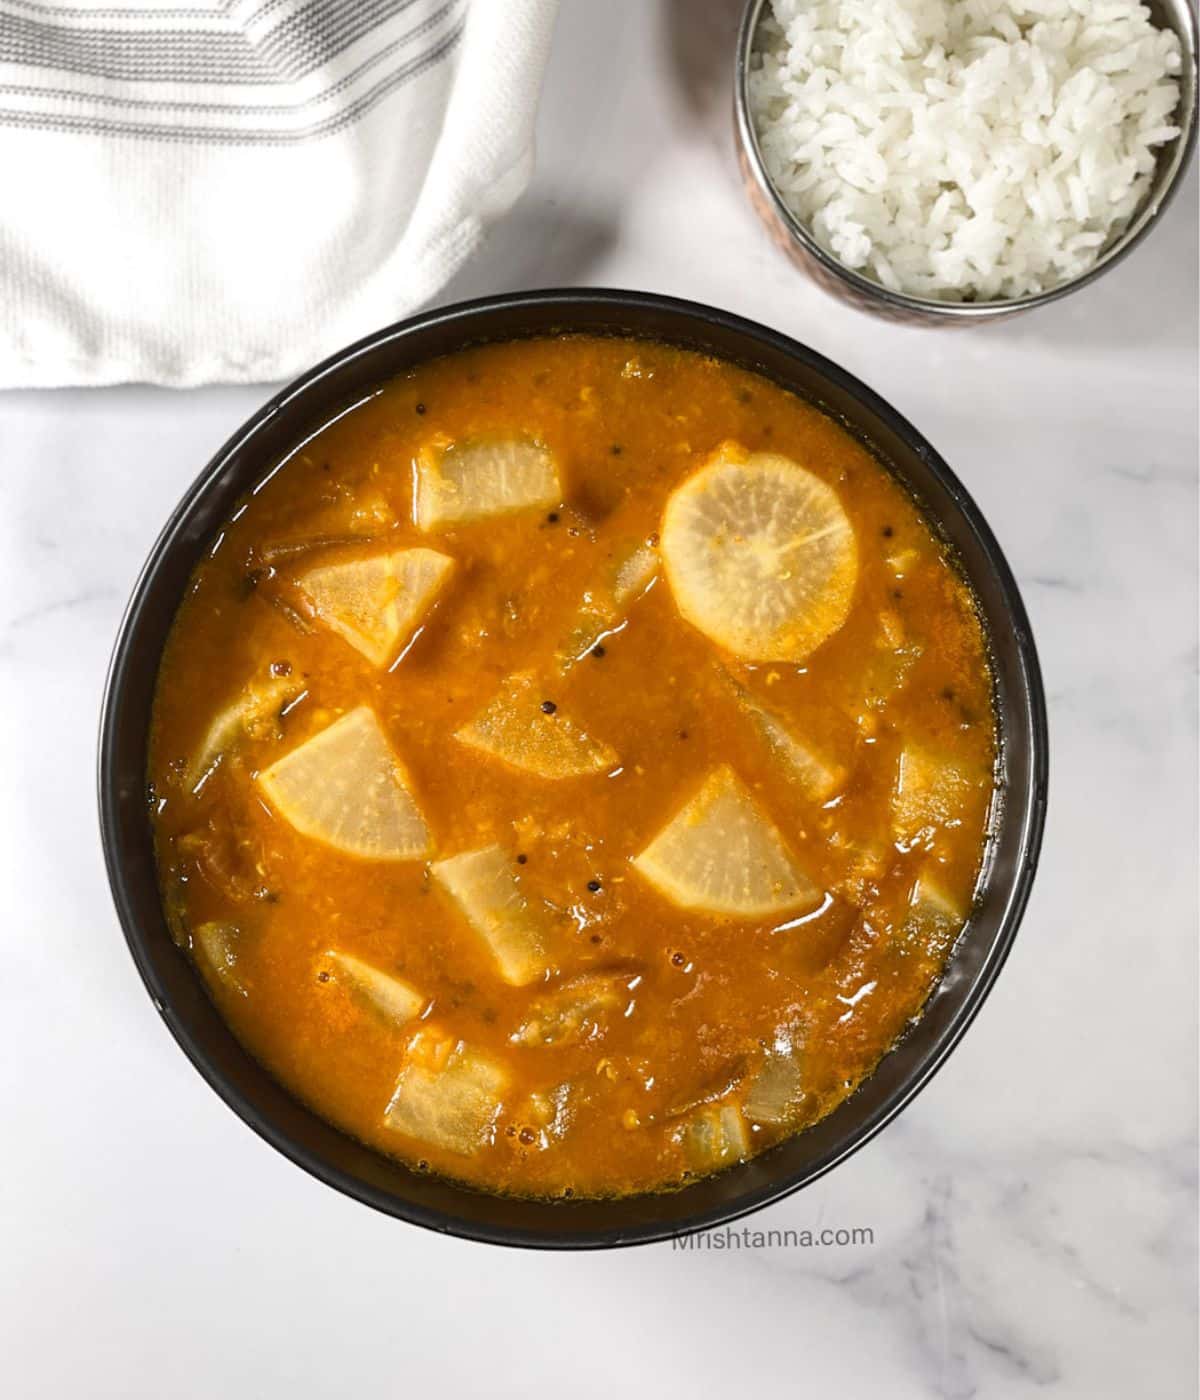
[744, 1051, 804, 1126]
[680, 1103, 750, 1172]
[511, 967, 640, 1047]
[891, 744, 975, 846]
[193, 920, 246, 997]
[184, 671, 301, 790]
[899, 877, 967, 956]
[323, 951, 424, 1029]
[554, 537, 659, 668]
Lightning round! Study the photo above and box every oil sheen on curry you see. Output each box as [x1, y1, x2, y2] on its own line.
[150, 336, 997, 1200]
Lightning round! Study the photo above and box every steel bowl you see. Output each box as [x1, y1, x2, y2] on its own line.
[735, 0, 1199, 324]
[99, 290, 1048, 1248]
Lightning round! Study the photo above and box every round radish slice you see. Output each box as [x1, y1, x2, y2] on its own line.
[661, 447, 857, 662]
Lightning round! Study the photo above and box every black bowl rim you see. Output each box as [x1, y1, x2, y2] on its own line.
[98, 288, 1049, 1249]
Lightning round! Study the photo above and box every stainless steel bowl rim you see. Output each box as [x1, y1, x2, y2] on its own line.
[735, 0, 1200, 320]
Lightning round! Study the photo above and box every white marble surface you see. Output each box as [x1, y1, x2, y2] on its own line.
[2, 2, 1197, 1396]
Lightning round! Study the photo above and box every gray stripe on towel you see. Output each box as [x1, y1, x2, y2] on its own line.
[0, 0, 459, 114]
[0, 13, 462, 140]
[0, 0, 429, 85]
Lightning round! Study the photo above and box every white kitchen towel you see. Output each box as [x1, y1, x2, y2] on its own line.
[0, 0, 558, 388]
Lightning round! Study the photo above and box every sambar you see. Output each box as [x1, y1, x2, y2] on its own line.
[148, 334, 997, 1200]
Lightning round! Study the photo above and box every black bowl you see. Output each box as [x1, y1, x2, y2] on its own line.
[99, 290, 1048, 1249]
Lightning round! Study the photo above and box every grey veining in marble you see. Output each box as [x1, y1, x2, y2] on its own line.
[2, 2, 1196, 1396]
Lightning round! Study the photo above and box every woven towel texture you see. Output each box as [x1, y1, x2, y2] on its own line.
[0, 0, 558, 386]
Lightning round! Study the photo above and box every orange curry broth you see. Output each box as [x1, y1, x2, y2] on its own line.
[149, 335, 996, 1199]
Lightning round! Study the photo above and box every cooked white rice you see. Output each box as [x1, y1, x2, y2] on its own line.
[748, 0, 1184, 301]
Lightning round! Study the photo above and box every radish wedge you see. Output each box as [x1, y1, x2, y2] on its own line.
[414, 436, 560, 530]
[432, 844, 554, 985]
[554, 538, 659, 668]
[193, 921, 246, 996]
[258, 707, 431, 860]
[725, 675, 845, 804]
[296, 547, 453, 668]
[900, 877, 967, 955]
[384, 1028, 509, 1155]
[633, 765, 820, 918]
[456, 672, 617, 779]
